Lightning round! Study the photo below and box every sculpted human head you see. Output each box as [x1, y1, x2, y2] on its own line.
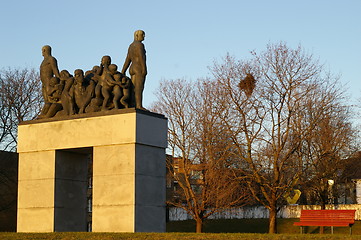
[60, 70, 71, 79]
[42, 45, 51, 57]
[134, 30, 145, 41]
[101, 55, 111, 66]
[92, 66, 101, 75]
[74, 69, 84, 82]
[109, 64, 118, 74]
[121, 76, 129, 84]
[114, 73, 122, 82]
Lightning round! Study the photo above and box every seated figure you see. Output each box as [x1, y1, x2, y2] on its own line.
[59, 70, 75, 115]
[72, 69, 93, 114]
[38, 77, 63, 118]
[48, 77, 63, 102]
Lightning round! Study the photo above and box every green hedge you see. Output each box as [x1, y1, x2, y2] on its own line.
[167, 219, 361, 234]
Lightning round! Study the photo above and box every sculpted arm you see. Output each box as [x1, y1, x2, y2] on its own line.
[51, 58, 60, 78]
[134, 44, 147, 75]
[64, 78, 74, 97]
[99, 62, 104, 75]
[105, 73, 118, 86]
[121, 50, 131, 74]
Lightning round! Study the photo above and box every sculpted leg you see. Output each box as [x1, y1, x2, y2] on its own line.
[39, 102, 51, 118]
[45, 103, 63, 118]
[113, 85, 122, 109]
[133, 75, 145, 110]
[120, 90, 129, 108]
[101, 87, 110, 110]
[95, 84, 102, 99]
[81, 82, 95, 113]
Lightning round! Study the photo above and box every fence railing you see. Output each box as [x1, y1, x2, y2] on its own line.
[168, 204, 361, 221]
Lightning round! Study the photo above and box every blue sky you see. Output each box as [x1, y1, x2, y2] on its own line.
[0, 0, 360, 115]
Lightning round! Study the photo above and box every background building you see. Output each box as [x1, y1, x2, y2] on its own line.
[0, 151, 18, 231]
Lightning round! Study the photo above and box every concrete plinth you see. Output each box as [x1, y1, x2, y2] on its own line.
[17, 109, 167, 232]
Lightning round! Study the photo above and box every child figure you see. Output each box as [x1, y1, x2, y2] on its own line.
[102, 64, 119, 110]
[112, 74, 123, 109]
[38, 76, 63, 118]
[48, 77, 63, 102]
[119, 76, 130, 108]
[111, 74, 130, 109]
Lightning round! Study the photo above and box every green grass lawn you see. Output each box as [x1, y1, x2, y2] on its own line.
[1, 232, 361, 240]
[1, 219, 361, 240]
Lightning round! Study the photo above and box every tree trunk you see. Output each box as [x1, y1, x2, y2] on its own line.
[195, 218, 203, 233]
[320, 198, 326, 234]
[268, 205, 277, 234]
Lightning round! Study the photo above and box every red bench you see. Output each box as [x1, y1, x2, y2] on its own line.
[294, 209, 356, 234]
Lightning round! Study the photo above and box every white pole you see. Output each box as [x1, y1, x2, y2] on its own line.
[356, 179, 361, 204]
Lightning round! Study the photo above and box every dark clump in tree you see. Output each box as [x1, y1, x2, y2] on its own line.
[238, 73, 256, 98]
[209, 43, 356, 233]
[155, 42, 356, 234]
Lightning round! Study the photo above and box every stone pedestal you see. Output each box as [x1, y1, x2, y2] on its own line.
[17, 109, 167, 232]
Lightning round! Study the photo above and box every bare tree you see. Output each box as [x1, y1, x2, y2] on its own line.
[0, 68, 42, 151]
[152, 78, 252, 233]
[297, 79, 357, 208]
[152, 42, 356, 234]
[209, 43, 355, 233]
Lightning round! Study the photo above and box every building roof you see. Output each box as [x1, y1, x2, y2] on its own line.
[343, 151, 361, 180]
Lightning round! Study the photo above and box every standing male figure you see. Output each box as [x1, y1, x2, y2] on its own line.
[39, 45, 60, 117]
[121, 30, 147, 110]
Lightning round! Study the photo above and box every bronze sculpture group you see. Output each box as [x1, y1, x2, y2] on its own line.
[38, 30, 147, 119]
